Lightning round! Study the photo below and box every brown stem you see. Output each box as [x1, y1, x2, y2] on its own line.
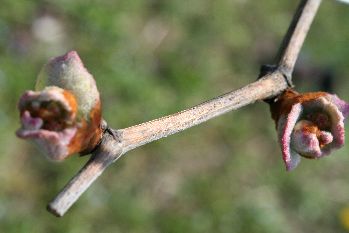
[47, 133, 122, 217]
[118, 73, 287, 153]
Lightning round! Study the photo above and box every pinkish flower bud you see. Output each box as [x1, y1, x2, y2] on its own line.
[16, 51, 102, 160]
[271, 89, 349, 171]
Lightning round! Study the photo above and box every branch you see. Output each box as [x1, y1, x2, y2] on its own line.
[48, 134, 122, 217]
[276, 0, 322, 75]
[118, 73, 287, 153]
[47, 0, 322, 217]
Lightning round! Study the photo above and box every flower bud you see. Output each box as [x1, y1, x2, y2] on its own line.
[16, 51, 102, 160]
[271, 89, 349, 171]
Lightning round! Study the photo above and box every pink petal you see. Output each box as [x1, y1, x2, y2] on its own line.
[329, 94, 349, 118]
[291, 120, 322, 158]
[277, 103, 303, 171]
[318, 131, 333, 145]
[17, 121, 77, 161]
[302, 96, 345, 151]
[21, 111, 43, 130]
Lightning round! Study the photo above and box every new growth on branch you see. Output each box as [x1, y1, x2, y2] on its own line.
[15, 0, 349, 217]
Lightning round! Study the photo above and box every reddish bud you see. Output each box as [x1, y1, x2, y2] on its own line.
[16, 51, 102, 160]
[271, 89, 349, 171]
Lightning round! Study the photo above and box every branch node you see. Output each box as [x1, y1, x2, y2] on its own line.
[259, 64, 294, 88]
[278, 65, 294, 89]
[258, 64, 294, 104]
[101, 119, 121, 143]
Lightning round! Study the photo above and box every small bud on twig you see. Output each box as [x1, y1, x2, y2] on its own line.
[16, 51, 102, 160]
[270, 89, 349, 171]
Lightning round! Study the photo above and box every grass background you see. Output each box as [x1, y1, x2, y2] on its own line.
[1, 0, 349, 232]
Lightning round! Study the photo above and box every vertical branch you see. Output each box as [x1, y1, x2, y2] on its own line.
[276, 0, 322, 75]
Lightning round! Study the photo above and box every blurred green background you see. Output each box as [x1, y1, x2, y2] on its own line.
[1, 0, 349, 232]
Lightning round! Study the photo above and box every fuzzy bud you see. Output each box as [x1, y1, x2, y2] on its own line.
[271, 89, 349, 171]
[16, 51, 102, 160]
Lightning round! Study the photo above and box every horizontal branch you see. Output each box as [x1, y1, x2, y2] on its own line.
[118, 73, 287, 153]
[47, 0, 322, 217]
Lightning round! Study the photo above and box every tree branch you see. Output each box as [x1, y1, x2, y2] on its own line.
[276, 0, 322, 75]
[118, 73, 287, 153]
[48, 134, 122, 217]
[47, 0, 322, 217]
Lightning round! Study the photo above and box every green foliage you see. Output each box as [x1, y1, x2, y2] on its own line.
[1, 0, 349, 232]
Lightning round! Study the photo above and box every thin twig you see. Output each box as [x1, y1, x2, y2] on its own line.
[47, 133, 122, 217]
[118, 73, 287, 153]
[276, 0, 322, 75]
[47, 0, 322, 217]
